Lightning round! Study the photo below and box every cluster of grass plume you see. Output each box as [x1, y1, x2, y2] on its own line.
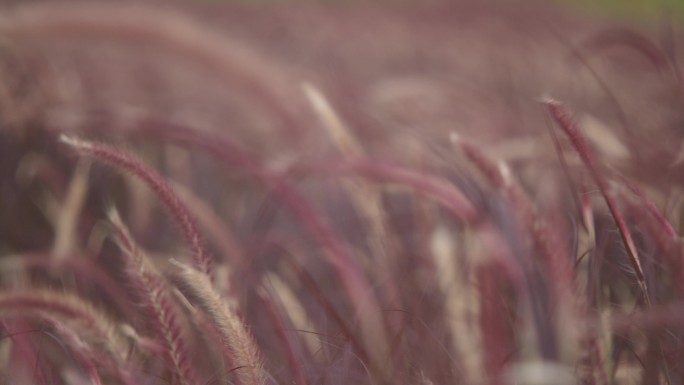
[1, 1, 684, 385]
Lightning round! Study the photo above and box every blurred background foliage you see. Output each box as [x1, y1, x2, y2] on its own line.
[565, 0, 684, 21]
[191, 0, 684, 22]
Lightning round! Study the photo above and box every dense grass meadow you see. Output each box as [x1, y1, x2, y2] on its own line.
[1, 0, 684, 384]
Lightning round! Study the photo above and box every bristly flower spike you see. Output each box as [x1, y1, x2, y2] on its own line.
[541, 98, 649, 304]
[59, 134, 212, 275]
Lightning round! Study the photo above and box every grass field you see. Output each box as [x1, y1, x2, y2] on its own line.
[0, 1, 683, 384]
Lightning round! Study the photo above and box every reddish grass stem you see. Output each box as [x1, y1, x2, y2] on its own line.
[59, 134, 212, 275]
[542, 98, 649, 303]
[137, 120, 393, 383]
[109, 210, 199, 385]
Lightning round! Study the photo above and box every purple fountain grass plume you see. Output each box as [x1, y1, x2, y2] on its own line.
[304, 82, 402, 314]
[171, 181, 247, 270]
[542, 98, 649, 304]
[59, 134, 212, 276]
[108, 208, 200, 385]
[552, 30, 640, 157]
[171, 259, 265, 385]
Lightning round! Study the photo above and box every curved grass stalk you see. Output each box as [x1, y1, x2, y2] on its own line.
[136, 120, 394, 383]
[108, 208, 199, 385]
[542, 98, 649, 304]
[304, 82, 402, 311]
[172, 260, 265, 385]
[171, 181, 247, 269]
[60, 134, 212, 275]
